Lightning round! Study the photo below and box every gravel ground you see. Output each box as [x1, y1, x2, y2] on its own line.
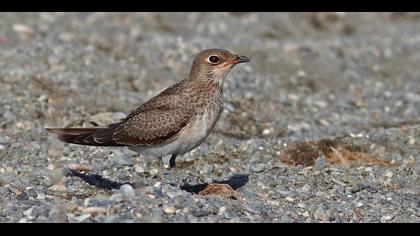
[0, 12, 419, 223]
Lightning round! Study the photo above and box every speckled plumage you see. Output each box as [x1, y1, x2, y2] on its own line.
[47, 49, 250, 164]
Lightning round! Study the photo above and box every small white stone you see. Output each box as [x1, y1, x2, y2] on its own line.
[150, 168, 159, 175]
[18, 218, 28, 223]
[13, 24, 33, 35]
[380, 215, 394, 222]
[285, 197, 294, 202]
[135, 166, 145, 173]
[23, 207, 34, 218]
[163, 206, 176, 214]
[36, 192, 46, 200]
[302, 184, 311, 192]
[50, 184, 67, 192]
[297, 203, 306, 208]
[384, 171, 393, 179]
[408, 137, 415, 145]
[262, 128, 271, 135]
[75, 214, 91, 222]
[218, 206, 226, 215]
[297, 70, 306, 77]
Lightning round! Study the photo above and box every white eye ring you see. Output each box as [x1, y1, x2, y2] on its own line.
[207, 55, 220, 64]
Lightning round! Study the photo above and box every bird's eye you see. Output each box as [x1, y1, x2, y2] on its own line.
[208, 55, 220, 64]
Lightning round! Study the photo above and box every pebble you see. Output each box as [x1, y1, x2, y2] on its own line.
[243, 205, 259, 214]
[277, 190, 290, 196]
[285, 197, 294, 202]
[297, 202, 306, 208]
[407, 136, 416, 145]
[49, 184, 67, 192]
[367, 187, 379, 193]
[89, 197, 113, 206]
[26, 188, 38, 198]
[135, 166, 145, 173]
[81, 207, 107, 216]
[280, 214, 290, 222]
[313, 206, 332, 221]
[380, 215, 394, 223]
[218, 206, 227, 215]
[23, 207, 34, 219]
[12, 24, 34, 37]
[201, 165, 214, 175]
[75, 214, 91, 222]
[314, 157, 326, 170]
[109, 193, 124, 203]
[250, 163, 266, 173]
[17, 192, 29, 201]
[120, 184, 135, 198]
[351, 183, 369, 193]
[18, 218, 28, 223]
[262, 128, 272, 135]
[163, 206, 176, 214]
[150, 168, 159, 175]
[378, 173, 393, 186]
[153, 188, 164, 198]
[301, 184, 311, 192]
[111, 151, 133, 166]
[193, 209, 209, 217]
[166, 192, 178, 199]
[331, 177, 347, 187]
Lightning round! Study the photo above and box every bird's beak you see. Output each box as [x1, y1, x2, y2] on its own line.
[225, 55, 250, 66]
[233, 55, 250, 64]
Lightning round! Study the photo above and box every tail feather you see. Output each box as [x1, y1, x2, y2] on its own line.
[46, 124, 127, 147]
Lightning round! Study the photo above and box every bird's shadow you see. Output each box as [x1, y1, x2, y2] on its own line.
[65, 168, 132, 190]
[66, 169, 249, 193]
[180, 174, 249, 194]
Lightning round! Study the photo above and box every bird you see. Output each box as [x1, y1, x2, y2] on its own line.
[46, 48, 250, 183]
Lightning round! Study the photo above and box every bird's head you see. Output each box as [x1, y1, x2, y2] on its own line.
[189, 48, 250, 85]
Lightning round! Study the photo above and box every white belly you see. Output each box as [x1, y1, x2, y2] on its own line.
[129, 111, 220, 158]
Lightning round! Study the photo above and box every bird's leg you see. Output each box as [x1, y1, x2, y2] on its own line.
[169, 154, 177, 169]
[169, 154, 180, 186]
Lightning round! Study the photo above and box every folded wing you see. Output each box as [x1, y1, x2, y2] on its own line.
[46, 81, 193, 147]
